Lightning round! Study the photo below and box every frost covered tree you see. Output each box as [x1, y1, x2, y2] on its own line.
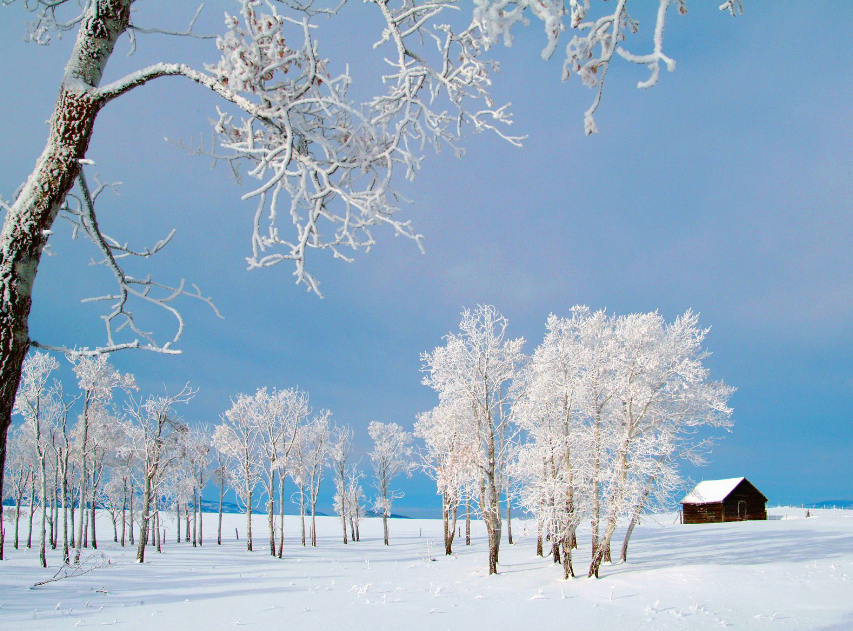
[421, 305, 525, 574]
[368, 421, 412, 546]
[123, 384, 193, 563]
[414, 401, 476, 555]
[0, 0, 744, 512]
[345, 465, 367, 543]
[13, 352, 60, 567]
[252, 387, 306, 555]
[69, 354, 135, 561]
[328, 425, 354, 545]
[510, 308, 733, 578]
[304, 411, 331, 547]
[3, 426, 34, 555]
[586, 310, 733, 577]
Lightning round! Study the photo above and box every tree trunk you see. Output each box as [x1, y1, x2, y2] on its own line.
[217, 480, 224, 546]
[267, 471, 276, 555]
[340, 495, 348, 545]
[27, 476, 35, 549]
[197, 484, 203, 546]
[0, 433, 6, 559]
[176, 501, 181, 543]
[39, 456, 48, 567]
[299, 488, 306, 547]
[192, 490, 198, 547]
[184, 504, 190, 543]
[277, 477, 285, 558]
[120, 480, 126, 548]
[536, 516, 543, 557]
[506, 502, 513, 545]
[311, 502, 318, 547]
[69, 490, 75, 549]
[62, 472, 70, 563]
[354, 508, 360, 542]
[14, 487, 23, 549]
[561, 537, 574, 579]
[155, 497, 162, 553]
[465, 500, 471, 546]
[128, 490, 134, 545]
[246, 490, 253, 552]
[90, 485, 97, 550]
[442, 495, 449, 555]
[136, 476, 152, 563]
[83, 503, 89, 548]
[0, 0, 133, 539]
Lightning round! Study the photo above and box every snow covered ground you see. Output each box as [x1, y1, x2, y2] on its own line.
[2, 507, 852, 630]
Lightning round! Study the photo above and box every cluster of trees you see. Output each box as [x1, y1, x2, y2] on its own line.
[419, 305, 734, 577]
[3, 304, 733, 583]
[1, 352, 415, 566]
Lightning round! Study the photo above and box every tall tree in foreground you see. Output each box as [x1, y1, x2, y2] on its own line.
[368, 422, 412, 546]
[0, 0, 743, 516]
[422, 305, 525, 574]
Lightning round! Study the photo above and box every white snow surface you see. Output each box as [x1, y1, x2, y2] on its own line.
[2, 507, 853, 630]
[681, 477, 747, 504]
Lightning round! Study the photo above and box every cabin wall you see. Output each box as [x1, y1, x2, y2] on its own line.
[683, 502, 724, 524]
[722, 490, 767, 521]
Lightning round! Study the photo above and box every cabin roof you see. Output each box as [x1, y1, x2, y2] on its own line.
[681, 477, 752, 504]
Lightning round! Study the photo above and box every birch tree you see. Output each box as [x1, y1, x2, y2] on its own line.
[414, 401, 476, 555]
[304, 411, 331, 547]
[587, 310, 733, 577]
[252, 388, 306, 555]
[13, 351, 60, 567]
[70, 354, 135, 561]
[328, 425, 354, 545]
[123, 384, 194, 563]
[368, 421, 412, 546]
[421, 305, 525, 574]
[215, 393, 263, 552]
[0, 0, 744, 510]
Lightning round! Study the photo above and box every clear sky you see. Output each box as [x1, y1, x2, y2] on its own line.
[1, 1, 851, 516]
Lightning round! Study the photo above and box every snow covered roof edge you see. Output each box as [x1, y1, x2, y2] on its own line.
[680, 477, 748, 504]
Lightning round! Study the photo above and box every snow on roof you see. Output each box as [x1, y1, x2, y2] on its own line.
[681, 477, 746, 504]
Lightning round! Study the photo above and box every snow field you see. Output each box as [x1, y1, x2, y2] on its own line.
[1, 506, 852, 630]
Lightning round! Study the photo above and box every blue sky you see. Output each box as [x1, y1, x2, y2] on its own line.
[1, 1, 851, 516]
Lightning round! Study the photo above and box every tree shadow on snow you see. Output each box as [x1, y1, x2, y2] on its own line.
[608, 524, 853, 573]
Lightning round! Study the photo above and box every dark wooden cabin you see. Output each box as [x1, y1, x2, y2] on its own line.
[681, 477, 768, 524]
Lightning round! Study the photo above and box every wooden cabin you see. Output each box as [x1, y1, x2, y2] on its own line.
[680, 477, 768, 524]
